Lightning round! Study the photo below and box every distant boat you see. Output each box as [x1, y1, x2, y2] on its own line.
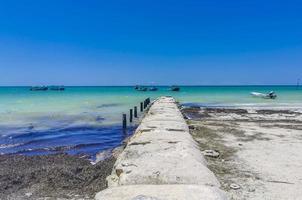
[251, 91, 277, 99]
[149, 87, 158, 91]
[135, 86, 147, 91]
[30, 86, 48, 91]
[49, 86, 65, 91]
[170, 86, 180, 91]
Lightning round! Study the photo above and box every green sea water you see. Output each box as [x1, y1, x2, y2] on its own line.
[0, 86, 301, 157]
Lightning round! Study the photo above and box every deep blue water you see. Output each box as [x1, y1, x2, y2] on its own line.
[0, 125, 136, 159]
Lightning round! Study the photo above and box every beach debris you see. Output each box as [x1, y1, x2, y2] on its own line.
[153, 171, 160, 176]
[188, 125, 195, 130]
[116, 168, 123, 177]
[202, 150, 220, 158]
[230, 183, 241, 190]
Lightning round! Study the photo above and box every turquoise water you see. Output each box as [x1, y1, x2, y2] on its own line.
[0, 86, 301, 157]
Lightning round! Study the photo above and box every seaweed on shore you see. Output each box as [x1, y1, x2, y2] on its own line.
[0, 153, 115, 200]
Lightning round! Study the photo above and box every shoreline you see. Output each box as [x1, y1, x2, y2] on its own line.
[0, 153, 116, 200]
[182, 106, 302, 199]
[1, 103, 302, 199]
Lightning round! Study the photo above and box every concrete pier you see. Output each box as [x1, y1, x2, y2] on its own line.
[95, 97, 226, 200]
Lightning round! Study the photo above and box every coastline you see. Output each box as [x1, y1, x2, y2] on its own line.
[182, 106, 302, 199]
[1, 100, 302, 199]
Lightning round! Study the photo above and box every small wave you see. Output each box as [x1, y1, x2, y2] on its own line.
[11, 142, 106, 155]
[0, 124, 136, 157]
[0, 143, 23, 149]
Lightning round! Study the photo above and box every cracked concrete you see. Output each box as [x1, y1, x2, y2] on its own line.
[95, 97, 226, 200]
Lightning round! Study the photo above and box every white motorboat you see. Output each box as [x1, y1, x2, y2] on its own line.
[251, 91, 277, 99]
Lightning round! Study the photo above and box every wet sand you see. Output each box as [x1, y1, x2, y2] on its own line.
[182, 107, 302, 199]
[0, 153, 116, 200]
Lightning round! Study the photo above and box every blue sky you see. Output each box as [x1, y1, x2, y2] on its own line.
[0, 0, 301, 85]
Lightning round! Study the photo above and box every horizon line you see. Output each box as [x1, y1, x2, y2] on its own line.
[0, 84, 300, 87]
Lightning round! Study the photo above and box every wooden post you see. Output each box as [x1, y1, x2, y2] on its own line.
[134, 106, 138, 118]
[144, 100, 147, 109]
[140, 102, 143, 112]
[130, 109, 133, 123]
[123, 114, 127, 130]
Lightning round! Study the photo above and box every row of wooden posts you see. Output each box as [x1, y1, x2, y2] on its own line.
[123, 97, 151, 130]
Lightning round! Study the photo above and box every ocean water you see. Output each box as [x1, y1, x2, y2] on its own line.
[0, 86, 301, 158]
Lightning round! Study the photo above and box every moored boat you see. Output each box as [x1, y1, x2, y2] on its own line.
[149, 87, 158, 91]
[30, 86, 48, 91]
[135, 86, 147, 91]
[251, 91, 277, 99]
[170, 86, 180, 91]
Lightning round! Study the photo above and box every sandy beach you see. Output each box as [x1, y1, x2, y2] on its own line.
[182, 106, 302, 199]
[1, 104, 302, 199]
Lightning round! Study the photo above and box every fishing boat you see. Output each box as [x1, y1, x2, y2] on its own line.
[135, 86, 147, 91]
[30, 86, 48, 91]
[149, 87, 158, 91]
[251, 91, 277, 99]
[170, 86, 180, 91]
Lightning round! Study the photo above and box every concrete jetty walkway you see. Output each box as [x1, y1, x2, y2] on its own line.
[95, 97, 226, 200]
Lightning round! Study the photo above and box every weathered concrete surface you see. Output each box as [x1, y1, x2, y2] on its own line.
[95, 97, 226, 200]
[95, 185, 226, 200]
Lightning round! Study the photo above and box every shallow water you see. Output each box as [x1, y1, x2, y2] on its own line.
[0, 86, 301, 157]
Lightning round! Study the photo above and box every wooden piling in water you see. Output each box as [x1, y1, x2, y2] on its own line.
[134, 106, 138, 118]
[130, 109, 133, 123]
[140, 102, 143, 112]
[123, 114, 127, 130]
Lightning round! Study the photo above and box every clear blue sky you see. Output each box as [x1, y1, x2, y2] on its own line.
[0, 0, 301, 86]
